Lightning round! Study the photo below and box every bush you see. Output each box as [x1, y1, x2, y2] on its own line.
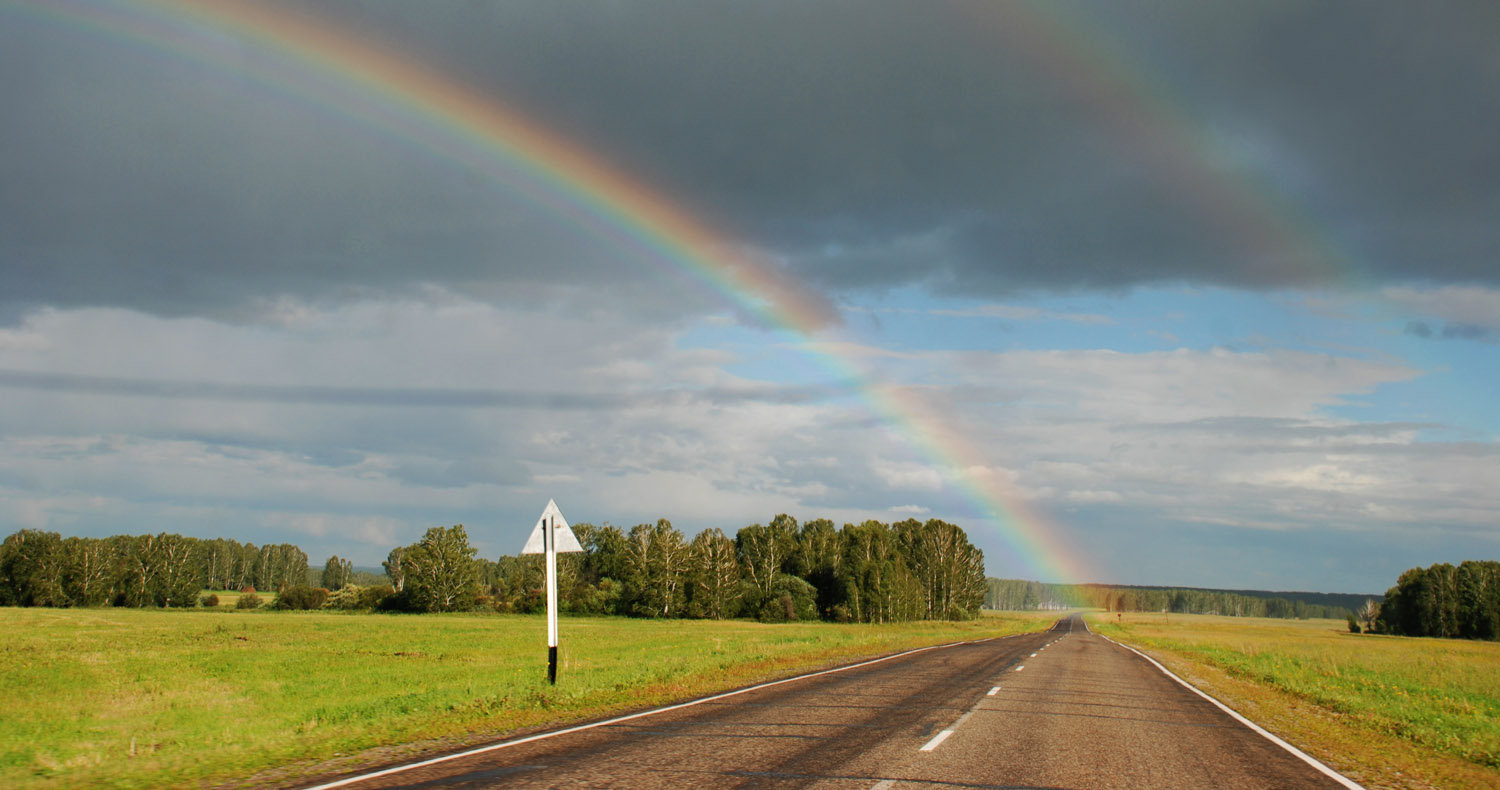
[756, 575, 819, 622]
[1347, 613, 1362, 634]
[323, 584, 395, 611]
[236, 592, 262, 610]
[200, 593, 220, 608]
[360, 584, 395, 610]
[272, 585, 329, 611]
[376, 589, 415, 612]
[239, 585, 256, 594]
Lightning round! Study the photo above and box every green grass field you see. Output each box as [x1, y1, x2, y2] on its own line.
[0, 607, 1054, 790]
[1090, 612, 1500, 790]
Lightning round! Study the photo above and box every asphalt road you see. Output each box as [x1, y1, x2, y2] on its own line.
[302, 616, 1359, 789]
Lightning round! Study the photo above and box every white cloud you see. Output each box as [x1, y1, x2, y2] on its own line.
[871, 459, 946, 492]
[0, 297, 1491, 587]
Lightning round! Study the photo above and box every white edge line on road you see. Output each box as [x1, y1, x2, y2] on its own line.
[298, 635, 1018, 790]
[1099, 633, 1366, 790]
[919, 729, 954, 752]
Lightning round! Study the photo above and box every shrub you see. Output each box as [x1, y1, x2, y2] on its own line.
[239, 585, 256, 594]
[377, 589, 415, 612]
[756, 574, 819, 622]
[1347, 613, 1362, 634]
[236, 592, 262, 610]
[323, 584, 395, 611]
[359, 584, 395, 610]
[272, 585, 329, 611]
[200, 593, 220, 608]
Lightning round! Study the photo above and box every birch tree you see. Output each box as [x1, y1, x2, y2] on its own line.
[401, 525, 480, 612]
[687, 528, 741, 619]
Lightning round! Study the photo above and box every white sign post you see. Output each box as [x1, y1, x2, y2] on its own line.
[521, 499, 582, 684]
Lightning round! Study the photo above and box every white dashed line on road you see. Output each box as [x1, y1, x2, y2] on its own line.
[987, 686, 1000, 696]
[919, 730, 954, 752]
[1015, 665, 1025, 672]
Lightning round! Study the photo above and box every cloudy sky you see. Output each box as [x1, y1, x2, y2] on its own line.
[2, 0, 1497, 592]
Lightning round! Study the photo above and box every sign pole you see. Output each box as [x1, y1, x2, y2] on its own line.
[545, 513, 558, 685]
[521, 500, 581, 686]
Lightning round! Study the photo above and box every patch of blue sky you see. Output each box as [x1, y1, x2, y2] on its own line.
[681, 285, 1496, 436]
[837, 285, 1377, 356]
[1323, 330, 1499, 440]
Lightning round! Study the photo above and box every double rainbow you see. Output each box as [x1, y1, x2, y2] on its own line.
[12, 0, 1099, 583]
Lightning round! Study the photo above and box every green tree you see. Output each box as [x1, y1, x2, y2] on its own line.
[838, 520, 920, 623]
[0, 530, 67, 607]
[686, 528, 741, 619]
[116, 533, 200, 608]
[895, 518, 986, 619]
[383, 546, 407, 592]
[793, 518, 844, 617]
[61, 537, 118, 607]
[401, 525, 480, 612]
[321, 555, 354, 590]
[622, 519, 689, 618]
[736, 518, 796, 614]
[491, 554, 544, 613]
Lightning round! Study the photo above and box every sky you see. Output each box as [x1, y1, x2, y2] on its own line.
[1, 0, 1497, 593]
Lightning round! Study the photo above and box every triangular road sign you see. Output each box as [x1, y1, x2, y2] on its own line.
[521, 498, 583, 554]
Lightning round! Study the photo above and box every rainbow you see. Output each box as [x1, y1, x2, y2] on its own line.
[959, 3, 1347, 286]
[10, 0, 1098, 583]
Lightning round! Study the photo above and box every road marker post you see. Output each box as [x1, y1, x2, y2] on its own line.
[521, 499, 583, 684]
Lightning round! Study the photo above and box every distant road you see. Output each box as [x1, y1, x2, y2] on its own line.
[300, 616, 1360, 789]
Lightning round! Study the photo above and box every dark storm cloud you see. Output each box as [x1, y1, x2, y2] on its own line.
[3, 0, 1497, 321]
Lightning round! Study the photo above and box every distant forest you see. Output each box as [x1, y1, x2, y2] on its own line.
[0, 515, 989, 622]
[0, 531, 310, 609]
[985, 578, 1363, 620]
[1378, 561, 1500, 641]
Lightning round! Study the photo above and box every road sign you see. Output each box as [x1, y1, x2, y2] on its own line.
[521, 499, 582, 684]
[522, 499, 583, 554]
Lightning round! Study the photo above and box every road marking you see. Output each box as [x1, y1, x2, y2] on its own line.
[919, 730, 954, 752]
[1030, 652, 1037, 657]
[987, 686, 1000, 696]
[1100, 634, 1367, 790]
[870, 780, 895, 789]
[297, 637, 1010, 790]
[1015, 665, 1025, 672]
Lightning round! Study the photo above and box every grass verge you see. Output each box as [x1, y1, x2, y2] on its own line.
[1, 607, 1054, 789]
[1089, 612, 1500, 790]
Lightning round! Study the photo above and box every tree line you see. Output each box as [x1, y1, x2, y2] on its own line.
[0, 530, 307, 608]
[386, 515, 987, 621]
[984, 578, 1354, 620]
[0, 515, 989, 622]
[1376, 561, 1500, 640]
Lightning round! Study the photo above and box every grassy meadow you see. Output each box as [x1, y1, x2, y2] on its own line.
[0, 607, 1054, 790]
[1091, 612, 1500, 790]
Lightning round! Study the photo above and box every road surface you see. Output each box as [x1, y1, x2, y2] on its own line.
[300, 616, 1358, 789]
